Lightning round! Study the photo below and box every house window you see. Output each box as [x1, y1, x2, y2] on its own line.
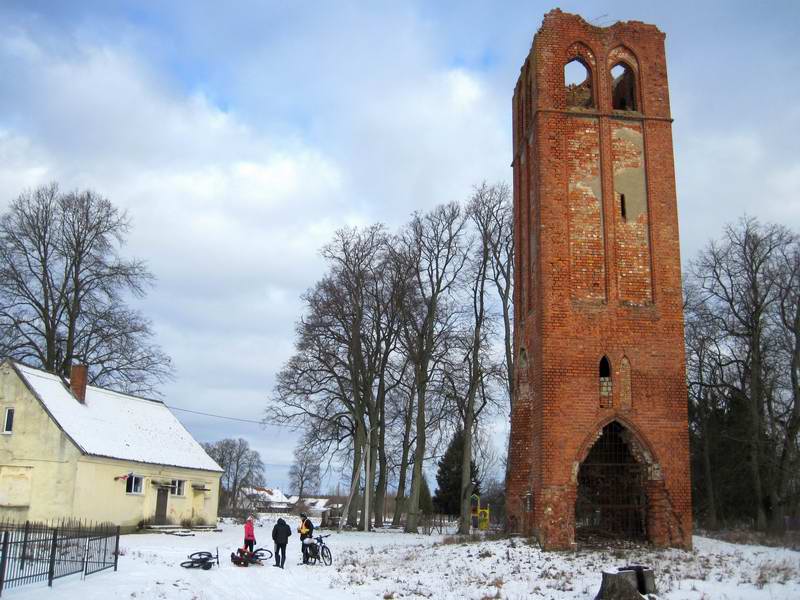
[125, 474, 143, 494]
[170, 479, 185, 496]
[2, 408, 14, 434]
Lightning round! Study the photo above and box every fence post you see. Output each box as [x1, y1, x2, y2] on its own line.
[20, 522, 29, 571]
[0, 530, 10, 598]
[82, 537, 90, 578]
[113, 526, 120, 571]
[47, 528, 57, 587]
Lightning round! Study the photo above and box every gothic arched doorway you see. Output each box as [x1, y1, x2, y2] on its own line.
[575, 421, 647, 543]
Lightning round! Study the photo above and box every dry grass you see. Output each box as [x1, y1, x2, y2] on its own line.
[438, 532, 508, 546]
[753, 559, 800, 588]
[700, 528, 800, 550]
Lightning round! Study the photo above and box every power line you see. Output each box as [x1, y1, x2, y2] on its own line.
[166, 405, 264, 425]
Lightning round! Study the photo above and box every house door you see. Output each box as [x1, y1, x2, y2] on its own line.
[156, 487, 169, 525]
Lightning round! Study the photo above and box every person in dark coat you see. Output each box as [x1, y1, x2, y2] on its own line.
[297, 513, 315, 564]
[271, 517, 292, 568]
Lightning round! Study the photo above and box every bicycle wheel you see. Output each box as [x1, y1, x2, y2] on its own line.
[320, 546, 332, 566]
[189, 551, 212, 560]
[254, 548, 273, 560]
[181, 560, 200, 568]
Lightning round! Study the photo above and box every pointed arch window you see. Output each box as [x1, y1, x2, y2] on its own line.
[564, 58, 594, 108]
[599, 356, 612, 407]
[611, 63, 637, 111]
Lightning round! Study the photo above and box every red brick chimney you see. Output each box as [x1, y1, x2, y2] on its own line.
[70, 364, 88, 403]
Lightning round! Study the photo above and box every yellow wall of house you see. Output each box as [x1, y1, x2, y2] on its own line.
[0, 363, 221, 528]
[73, 457, 220, 528]
[0, 363, 81, 522]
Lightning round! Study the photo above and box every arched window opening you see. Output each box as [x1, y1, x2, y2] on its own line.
[564, 59, 594, 108]
[611, 63, 637, 111]
[599, 356, 612, 407]
[576, 421, 647, 543]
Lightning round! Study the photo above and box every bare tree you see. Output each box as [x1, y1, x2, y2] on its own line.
[289, 435, 322, 500]
[0, 183, 171, 394]
[772, 236, 800, 527]
[684, 280, 727, 529]
[441, 184, 501, 534]
[388, 369, 416, 527]
[481, 182, 514, 410]
[689, 217, 796, 530]
[267, 187, 512, 534]
[202, 438, 265, 510]
[269, 225, 404, 529]
[395, 203, 468, 533]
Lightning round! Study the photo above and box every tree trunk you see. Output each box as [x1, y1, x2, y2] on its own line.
[774, 301, 800, 533]
[359, 429, 378, 531]
[374, 418, 387, 528]
[748, 342, 768, 531]
[405, 367, 427, 533]
[339, 441, 364, 533]
[459, 406, 475, 534]
[392, 390, 415, 528]
[347, 429, 363, 527]
[700, 406, 718, 529]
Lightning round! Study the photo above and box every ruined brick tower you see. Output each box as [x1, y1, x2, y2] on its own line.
[506, 10, 692, 550]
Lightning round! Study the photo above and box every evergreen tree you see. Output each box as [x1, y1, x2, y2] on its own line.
[433, 430, 480, 515]
[419, 476, 434, 515]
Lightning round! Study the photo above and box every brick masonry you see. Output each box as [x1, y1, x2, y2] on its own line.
[507, 9, 692, 550]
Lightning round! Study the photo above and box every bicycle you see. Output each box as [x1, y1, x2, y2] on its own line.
[180, 548, 220, 570]
[307, 534, 332, 566]
[252, 547, 274, 562]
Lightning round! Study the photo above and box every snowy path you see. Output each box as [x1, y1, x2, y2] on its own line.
[6, 518, 800, 599]
[7, 518, 434, 600]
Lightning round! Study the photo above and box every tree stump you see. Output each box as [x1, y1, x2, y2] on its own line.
[594, 565, 657, 599]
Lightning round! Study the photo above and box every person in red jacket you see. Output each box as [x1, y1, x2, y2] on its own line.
[243, 515, 256, 553]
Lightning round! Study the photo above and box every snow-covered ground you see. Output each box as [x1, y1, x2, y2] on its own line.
[7, 516, 799, 599]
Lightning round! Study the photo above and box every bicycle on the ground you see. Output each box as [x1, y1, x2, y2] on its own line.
[180, 548, 220, 570]
[307, 534, 332, 566]
[253, 547, 274, 561]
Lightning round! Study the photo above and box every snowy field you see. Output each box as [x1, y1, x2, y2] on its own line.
[7, 515, 800, 600]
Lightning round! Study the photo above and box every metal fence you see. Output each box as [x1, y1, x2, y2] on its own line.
[0, 520, 119, 596]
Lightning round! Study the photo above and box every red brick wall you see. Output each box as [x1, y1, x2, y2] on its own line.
[567, 117, 605, 301]
[507, 9, 692, 550]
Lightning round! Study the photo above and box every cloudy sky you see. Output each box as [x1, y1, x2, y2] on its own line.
[1, 1, 798, 490]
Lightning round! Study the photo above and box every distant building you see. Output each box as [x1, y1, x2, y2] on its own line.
[289, 496, 344, 525]
[0, 360, 222, 529]
[242, 486, 293, 512]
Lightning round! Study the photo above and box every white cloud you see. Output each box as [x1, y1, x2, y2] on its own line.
[676, 130, 800, 263]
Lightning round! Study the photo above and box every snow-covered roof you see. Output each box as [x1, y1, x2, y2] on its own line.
[244, 487, 292, 504]
[298, 497, 331, 511]
[10, 361, 222, 472]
